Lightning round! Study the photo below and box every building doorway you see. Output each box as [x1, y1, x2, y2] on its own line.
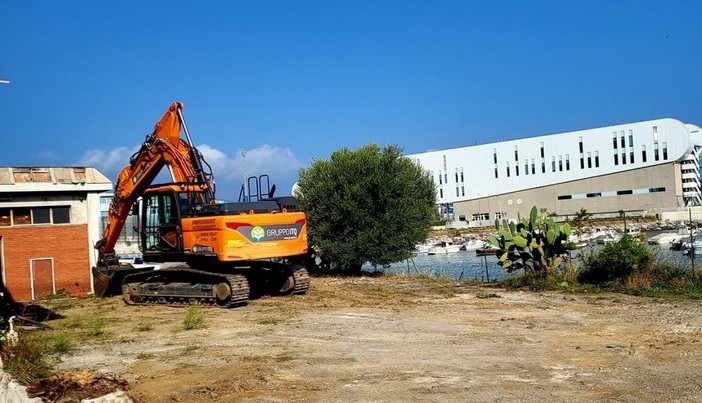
[30, 257, 55, 300]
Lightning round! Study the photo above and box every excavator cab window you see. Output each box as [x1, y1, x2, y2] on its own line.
[142, 191, 182, 253]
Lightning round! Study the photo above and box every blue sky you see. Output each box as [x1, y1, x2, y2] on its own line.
[1, 1, 701, 200]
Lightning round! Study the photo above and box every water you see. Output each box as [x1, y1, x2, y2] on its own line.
[363, 230, 700, 281]
[364, 250, 507, 282]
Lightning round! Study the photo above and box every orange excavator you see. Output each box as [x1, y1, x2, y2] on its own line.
[92, 102, 310, 307]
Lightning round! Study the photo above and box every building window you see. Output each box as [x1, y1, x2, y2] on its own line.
[617, 190, 633, 195]
[580, 157, 584, 169]
[642, 145, 647, 163]
[578, 137, 583, 153]
[439, 189, 443, 198]
[594, 151, 599, 167]
[0, 206, 70, 226]
[531, 159, 535, 175]
[649, 187, 666, 193]
[455, 169, 458, 183]
[506, 162, 510, 177]
[461, 186, 465, 197]
[456, 187, 459, 197]
[551, 156, 556, 172]
[541, 161, 545, 173]
[655, 148, 660, 161]
[613, 132, 618, 149]
[565, 155, 570, 171]
[587, 152, 592, 168]
[524, 160, 529, 175]
[630, 151, 634, 164]
[32, 208, 51, 224]
[460, 168, 464, 182]
[516, 165, 520, 176]
[540, 142, 544, 158]
[0, 208, 10, 226]
[13, 208, 31, 225]
[614, 154, 619, 165]
[514, 145, 519, 162]
[558, 155, 563, 171]
[494, 167, 498, 179]
[663, 142, 668, 160]
[622, 152, 627, 164]
[557, 195, 572, 200]
[53, 207, 70, 224]
[438, 171, 442, 185]
[493, 149, 497, 164]
[653, 126, 658, 142]
[586, 192, 602, 198]
[620, 131, 625, 148]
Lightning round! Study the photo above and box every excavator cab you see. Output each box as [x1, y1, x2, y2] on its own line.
[142, 190, 183, 255]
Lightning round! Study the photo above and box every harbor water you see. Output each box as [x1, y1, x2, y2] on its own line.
[363, 231, 700, 282]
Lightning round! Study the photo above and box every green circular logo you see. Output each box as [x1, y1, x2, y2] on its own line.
[251, 226, 265, 241]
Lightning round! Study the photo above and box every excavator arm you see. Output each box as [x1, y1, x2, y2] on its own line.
[93, 102, 215, 295]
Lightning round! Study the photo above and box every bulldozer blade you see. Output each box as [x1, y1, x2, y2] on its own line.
[92, 264, 156, 297]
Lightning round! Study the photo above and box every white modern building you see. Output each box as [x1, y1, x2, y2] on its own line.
[408, 118, 702, 227]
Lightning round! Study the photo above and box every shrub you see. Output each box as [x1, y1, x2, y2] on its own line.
[489, 206, 577, 277]
[578, 234, 652, 285]
[182, 305, 206, 330]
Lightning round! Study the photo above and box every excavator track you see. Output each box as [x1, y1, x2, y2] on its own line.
[121, 268, 250, 308]
[290, 266, 310, 295]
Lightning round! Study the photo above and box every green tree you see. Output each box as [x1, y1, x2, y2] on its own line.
[296, 144, 437, 273]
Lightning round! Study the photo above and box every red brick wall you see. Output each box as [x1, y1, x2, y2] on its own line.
[0, 225, 91, 301]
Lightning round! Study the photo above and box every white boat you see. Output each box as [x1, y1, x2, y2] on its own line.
[461, 239, 490, 251]
[427, 240, 463, 255]
[647, 227, 698, 246]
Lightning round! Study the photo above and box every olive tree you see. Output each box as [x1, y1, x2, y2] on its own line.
[296, 144, 436, 273]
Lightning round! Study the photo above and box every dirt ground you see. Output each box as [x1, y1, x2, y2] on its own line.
[30, 276, 702, 402]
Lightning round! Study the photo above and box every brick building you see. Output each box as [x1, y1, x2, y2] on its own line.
[0, 167, 111, 301]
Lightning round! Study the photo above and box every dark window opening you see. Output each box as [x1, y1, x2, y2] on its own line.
[579, 142, 583, 153]
[558, 160, 563, 171]
[580, 158, 584, 169]
[613, 138, 618, 149]
[566, 160, 570, 170]
[655, 149, 660, 161]
[649, 187, 666, 193]
[614, 154, 619, 165]
[620, 136, 625, 148]
[541, 162, 545, 173]
[587, 157, 592, 168]
[663, 148, 668, 160]
[595, 156, 600, 167]
[494, 168, 498, 178]
[56, 207, 72, 224]
[531, 163, 535, 175]
[515, 166, 519, 176]
[540, 147, 545, 158]
[642, 151, 647, 163]
[630, 152, 634, 164]
[617, 190, 633, 195]
[557, 195, 572, 200]
[33, 208, 51, 224]
[622, 153, 626, 164]
[586, 192, 602, 198]
[515, 150, 519, 161]
[506, 167, 510, 177]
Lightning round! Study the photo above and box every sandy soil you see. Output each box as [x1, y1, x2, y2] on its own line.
[34, 276, 702, 402]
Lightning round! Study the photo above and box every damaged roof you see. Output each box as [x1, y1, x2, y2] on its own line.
[0, 167, 112, 193]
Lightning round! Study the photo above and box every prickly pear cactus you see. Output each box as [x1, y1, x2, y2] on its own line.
[488, 206, 577, 275]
